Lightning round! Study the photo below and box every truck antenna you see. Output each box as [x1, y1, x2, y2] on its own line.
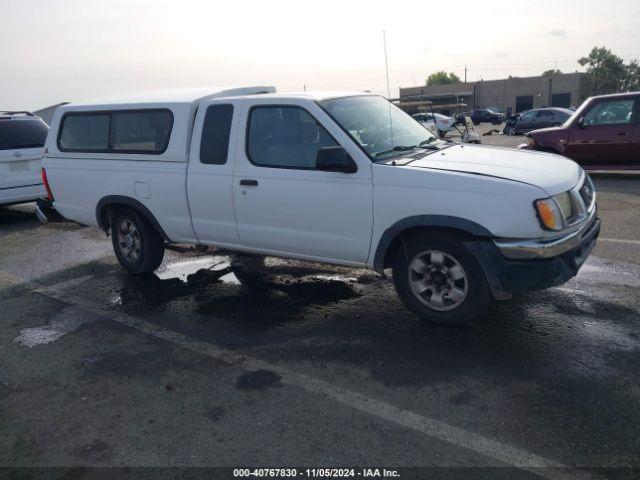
[383, 30, 391, 99]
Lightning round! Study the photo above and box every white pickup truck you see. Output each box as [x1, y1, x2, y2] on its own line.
[42, 87, 600, 325]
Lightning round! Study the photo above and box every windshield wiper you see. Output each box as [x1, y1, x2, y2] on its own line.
[372, 145, 418, 158]
[372, 137, 445, 158]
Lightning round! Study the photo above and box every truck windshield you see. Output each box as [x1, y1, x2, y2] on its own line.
[318, 96, 438, 160]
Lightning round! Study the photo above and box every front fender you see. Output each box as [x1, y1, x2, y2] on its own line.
[372, 215, 492, 273]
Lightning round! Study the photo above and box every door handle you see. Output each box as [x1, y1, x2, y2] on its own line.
[239, 179, 258, 186]
[618, 132, 630, 136]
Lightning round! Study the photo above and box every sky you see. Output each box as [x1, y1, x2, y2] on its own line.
[1, 0, 639, 110]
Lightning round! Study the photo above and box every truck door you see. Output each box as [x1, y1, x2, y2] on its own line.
[232, 100, 374, 264]
[633, 97, 640, 168]
[187, 101, 239, 246]
[565, 97, 635, 167]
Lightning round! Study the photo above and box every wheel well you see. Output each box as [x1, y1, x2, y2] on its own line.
[380, 226, 482, 271]
[96, 198, 170, 242]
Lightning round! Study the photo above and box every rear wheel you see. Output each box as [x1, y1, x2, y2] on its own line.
[392, 233, 492, 326]
[111, 209, 165, 273]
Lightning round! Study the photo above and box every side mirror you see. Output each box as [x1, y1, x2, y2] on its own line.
[577, 117, 586, 129]
[316, 146, 357, 174]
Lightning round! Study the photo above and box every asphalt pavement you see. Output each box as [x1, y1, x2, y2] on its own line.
[1, 175, 639, 480]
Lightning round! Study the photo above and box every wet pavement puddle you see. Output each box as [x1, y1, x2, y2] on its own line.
[14, 306, 99, 347]
[156, 255, 241, 285]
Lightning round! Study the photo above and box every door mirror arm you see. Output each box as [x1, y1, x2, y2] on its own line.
[316, 147, 358, 174]
[577, 117, 586, 129]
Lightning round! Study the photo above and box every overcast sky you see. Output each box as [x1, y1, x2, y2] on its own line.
[1, 0, 639, 110]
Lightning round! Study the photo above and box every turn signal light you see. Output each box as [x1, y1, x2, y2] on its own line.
[535, 198, 564, 231]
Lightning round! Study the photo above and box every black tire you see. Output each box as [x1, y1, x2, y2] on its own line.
[111, 209, 165, 274]
[392, 232, 492, 326]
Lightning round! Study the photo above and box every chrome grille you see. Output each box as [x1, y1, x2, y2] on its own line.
[578, 175, 595, 211]
[566, 173, 596, 227]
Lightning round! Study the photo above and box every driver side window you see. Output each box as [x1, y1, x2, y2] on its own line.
[247, 106, 338, 169]
[583, 99, 634, 126]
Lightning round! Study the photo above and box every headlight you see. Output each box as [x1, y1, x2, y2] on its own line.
[535, 198, 565, 231]
[554, 192, 573, 219]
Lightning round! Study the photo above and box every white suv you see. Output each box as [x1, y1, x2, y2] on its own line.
[0, 111, 48, 206]
[41, 87, 600, 325]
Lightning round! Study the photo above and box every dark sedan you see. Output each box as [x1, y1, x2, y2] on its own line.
[470, 109, 505, 125]
[504, 108, 573, 135]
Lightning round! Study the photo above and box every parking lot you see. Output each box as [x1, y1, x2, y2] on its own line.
[1, 171, 639, 479]
[446, 122, 526, 149]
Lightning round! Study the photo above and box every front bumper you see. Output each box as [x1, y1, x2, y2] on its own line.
[494, 211, 599, 260]
[464, 215, 600, 300]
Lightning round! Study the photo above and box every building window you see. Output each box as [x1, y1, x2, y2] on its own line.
[515, 96, 534, 113]
[551, 93, 571, 109]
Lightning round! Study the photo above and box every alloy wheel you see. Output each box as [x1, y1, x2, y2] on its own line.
[117, 218, 141, 262]
[408, 250, 468, 311]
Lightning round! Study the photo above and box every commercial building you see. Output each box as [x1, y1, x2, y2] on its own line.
[398, 72, 592, 116]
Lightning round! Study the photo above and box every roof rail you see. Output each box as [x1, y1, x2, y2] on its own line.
[0, 111, 36, 117]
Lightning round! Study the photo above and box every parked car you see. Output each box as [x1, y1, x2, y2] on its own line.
[520, 92, 640, 168]
[503, 111, 528, 135]
[0, 111, 48, 206]
[504, 108, 573, 135]
[42, 87, 599, 326]
[411, 112, 454, 137]
[470, 108, 505, 125]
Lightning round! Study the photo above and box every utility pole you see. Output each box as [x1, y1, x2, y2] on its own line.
[464, 66, 467, 83]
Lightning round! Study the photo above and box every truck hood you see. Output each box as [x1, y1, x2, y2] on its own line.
[406, 144, 581, 196]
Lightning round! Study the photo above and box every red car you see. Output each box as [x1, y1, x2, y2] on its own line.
[519, 92, 640, 169]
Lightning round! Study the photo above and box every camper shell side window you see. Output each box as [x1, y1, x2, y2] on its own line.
[57, 109, 174, 155]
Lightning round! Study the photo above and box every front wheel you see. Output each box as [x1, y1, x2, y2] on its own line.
[392, 233, 492, 326]
[111, 209, 165, 274]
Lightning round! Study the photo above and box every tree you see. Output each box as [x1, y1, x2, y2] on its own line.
[542, 69, 562, 76]
[622, 60, 640, 92]
[426, 71, 461, 85]
[578, 47, 626, 94]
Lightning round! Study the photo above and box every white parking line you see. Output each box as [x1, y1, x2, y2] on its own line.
[599, 237, 640, 246]
[0, 270, 595, 480]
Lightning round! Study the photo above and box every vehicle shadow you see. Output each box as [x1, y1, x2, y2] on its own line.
[113, 255, 362, 328]
[0, 204, 39, 236]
